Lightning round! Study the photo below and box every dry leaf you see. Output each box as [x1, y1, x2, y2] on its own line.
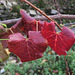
[5, 48, 11, 55]
[0, 42, 8, 62]
[41, 59, 47, 64]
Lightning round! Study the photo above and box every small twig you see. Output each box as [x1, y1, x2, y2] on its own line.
[72, 73, 73, 75]
[64, 55, 70, 75]
[64, 56, 66, 62]
[21, 0, 62, 30]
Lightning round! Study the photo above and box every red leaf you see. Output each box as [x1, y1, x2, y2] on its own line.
[41, 21, 75, 55]
[20, 9, 44, 34]
[8, 31, 48, 62]
[0, 9, 45, 48]
[29, 31, 48, 46]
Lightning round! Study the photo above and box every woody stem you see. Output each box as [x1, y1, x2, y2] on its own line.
[21, 0, 62, 30]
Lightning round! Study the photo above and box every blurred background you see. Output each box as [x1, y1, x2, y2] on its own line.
[0, 0, 75, 75]
[0, 0, 75, 20]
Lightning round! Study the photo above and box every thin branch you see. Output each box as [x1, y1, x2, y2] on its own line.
[0, 18, 21, 26]
[64, 55, 70, 74]
[34, 14, 75, 20]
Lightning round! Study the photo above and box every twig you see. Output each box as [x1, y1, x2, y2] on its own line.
[21, 0, 62, 30]
[64, 55, 70, 75]
[0, 18, 21, 26]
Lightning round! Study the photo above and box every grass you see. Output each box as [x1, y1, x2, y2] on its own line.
[0, 45, 75, 75]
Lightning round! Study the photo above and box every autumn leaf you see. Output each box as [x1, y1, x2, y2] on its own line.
[5, 48, 10, 55]
[20, 9, 44, 34]
[0, 9, 44, 48]
[41, 21, 75, 55]
[29, 31, 48, 46]
[8, 31, 48, 62]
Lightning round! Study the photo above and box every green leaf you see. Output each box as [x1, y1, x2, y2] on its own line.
[0, 23, 7, 28]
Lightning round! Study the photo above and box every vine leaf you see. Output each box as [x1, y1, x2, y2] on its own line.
[41, 21, 75, 55]
[20, 9, 44, 34]
[8, 31, 48, 62]
[0, 9, 44, 48]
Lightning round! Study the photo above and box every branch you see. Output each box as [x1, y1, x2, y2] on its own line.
[35, 14, 75, 20]
[0, 18, 21, 27]
[0, 14, 75, 26]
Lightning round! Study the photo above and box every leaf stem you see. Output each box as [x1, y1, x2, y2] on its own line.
[0, 39, 9, 40]
[36, 21, 39, 31]
[21, 0, 62, 30]
[9, 28, 14, 34]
